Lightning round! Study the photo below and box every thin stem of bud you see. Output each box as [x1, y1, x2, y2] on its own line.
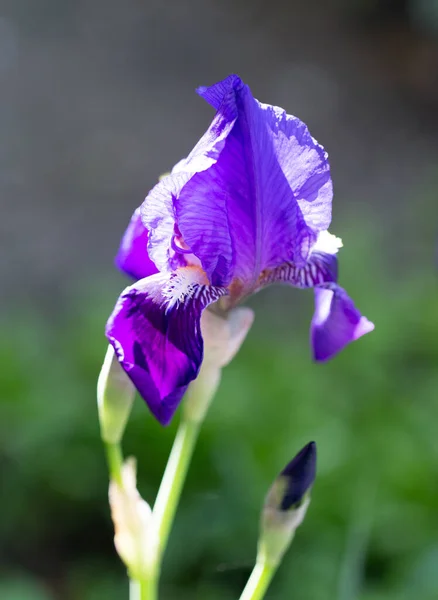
[130, 577, 157, 600]
[239, 561, 277, 600]
[104, 441, 124, 487]
[129, 579, 141, 600]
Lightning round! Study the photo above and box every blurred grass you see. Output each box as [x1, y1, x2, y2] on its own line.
[1, 218, 438, 600]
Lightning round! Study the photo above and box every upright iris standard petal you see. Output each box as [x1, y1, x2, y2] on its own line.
[105, 267, 227, 424]
[141, 86, 238, 278]
[115, 208, 159, 281]
[140, 75, 333, 290]
[175, 75, 333, 288]
[311, 283, 374, 361]
[198, 76, 333, 237]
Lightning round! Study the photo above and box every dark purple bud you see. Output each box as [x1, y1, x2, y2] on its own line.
[259, 442, 316, 565]
[280, 442, 317, 511]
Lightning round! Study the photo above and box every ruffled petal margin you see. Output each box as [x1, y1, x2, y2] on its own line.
[311, 283, 374, 361]
[105, 267, 227, 424]
[115, 208, 159, 281]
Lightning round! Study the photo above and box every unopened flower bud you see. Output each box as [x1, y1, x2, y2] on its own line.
[183, 307, 254, 422]
[259, 442, 316, 566]
[97, 345, 135, 444]
[109, 458, 158, 579]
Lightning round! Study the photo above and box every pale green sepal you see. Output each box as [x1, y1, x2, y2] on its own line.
[258, 493, 310, 566]
[183, 307, 254, 423]
[109, 457, 158, 580]
[97, 345, 135, 444]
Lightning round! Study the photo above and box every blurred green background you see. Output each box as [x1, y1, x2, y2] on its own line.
[1, 1, 438, 599]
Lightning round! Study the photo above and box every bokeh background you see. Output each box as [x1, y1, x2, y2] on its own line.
[1, 1, 438, 598]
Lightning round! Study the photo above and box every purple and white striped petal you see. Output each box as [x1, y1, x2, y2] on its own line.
[311, 283, 374, 361]
[260, 251, 338, 288]
[258, 231, 342, 288]
[106, 267, 227, 425]
[115, 208, 159, 281]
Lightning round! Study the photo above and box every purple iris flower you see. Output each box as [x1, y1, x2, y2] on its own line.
[106, 74, 374, 425]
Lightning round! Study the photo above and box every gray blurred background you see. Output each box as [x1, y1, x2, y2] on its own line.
[1, 1, 438, 599]
[1, 0, 438, 298]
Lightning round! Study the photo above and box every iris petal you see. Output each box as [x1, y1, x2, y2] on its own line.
[141, 89, 237, 275]
[258, 234, 373, 360]
[259, 250, 338, 289]
[311, 283, 374, 361]
[115, 208, 159, 280]
[176, 75, 332, 288]
[141, 75, 332, 290]
[105, 268, 227, 424]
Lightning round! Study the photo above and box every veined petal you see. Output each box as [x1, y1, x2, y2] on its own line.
[141, 171, 191, 273]
[258, 230, 341, 288]
[105, 267, 227, 425]
[197, 74, 242, 112]
[141, 86, 238, 276]
[311, 283, 374, 361]
[176, 75, 332, 288]
[115, 208, 159, 280]
[259, 251, 338, 288]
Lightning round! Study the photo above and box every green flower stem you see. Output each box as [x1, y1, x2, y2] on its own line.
[130, 578, 156, 600]
[104, 441, 123, 486]
[129, 580, 141, 600]
[139, 416, 200, 598]
[239, 560, 277, 600]
[153, 418, 200, 556]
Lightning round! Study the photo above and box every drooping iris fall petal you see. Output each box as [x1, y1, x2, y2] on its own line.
[311, 283, 374, 361]
[106, 267, 227, 424]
